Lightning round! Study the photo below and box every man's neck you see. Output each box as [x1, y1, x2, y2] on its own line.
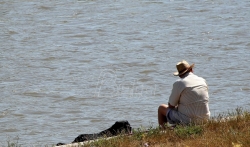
[179, 72, 193, 78]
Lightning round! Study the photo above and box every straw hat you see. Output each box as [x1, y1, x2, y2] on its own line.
[173, 60, 194, 76]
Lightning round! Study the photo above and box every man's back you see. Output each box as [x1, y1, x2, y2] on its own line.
[169, 72, 210, 121]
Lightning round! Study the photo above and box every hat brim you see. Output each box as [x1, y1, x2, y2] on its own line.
[173, 64, 194, 76]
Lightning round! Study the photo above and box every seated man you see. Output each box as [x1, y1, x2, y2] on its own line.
[158, 60, 210, 129]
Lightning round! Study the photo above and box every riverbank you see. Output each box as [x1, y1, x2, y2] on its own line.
[55, 108, 249, 147]
[4, 108, 249, 147]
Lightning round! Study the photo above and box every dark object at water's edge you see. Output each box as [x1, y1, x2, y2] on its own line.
[56, 120, 132, 146]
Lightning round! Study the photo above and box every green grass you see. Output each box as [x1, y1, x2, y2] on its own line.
[174, 124, 203, 138]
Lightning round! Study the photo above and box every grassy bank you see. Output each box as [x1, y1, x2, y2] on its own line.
[5, 108, 250, 147]
[82, 108, 250, 147]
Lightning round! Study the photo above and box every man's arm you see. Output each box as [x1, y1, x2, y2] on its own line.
[168, 81, 182, 108]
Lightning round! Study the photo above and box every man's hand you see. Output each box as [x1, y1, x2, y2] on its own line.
[168, 103, 176, 109]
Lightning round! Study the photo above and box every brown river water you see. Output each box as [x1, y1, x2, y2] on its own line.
[0, 0, 250, 146]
